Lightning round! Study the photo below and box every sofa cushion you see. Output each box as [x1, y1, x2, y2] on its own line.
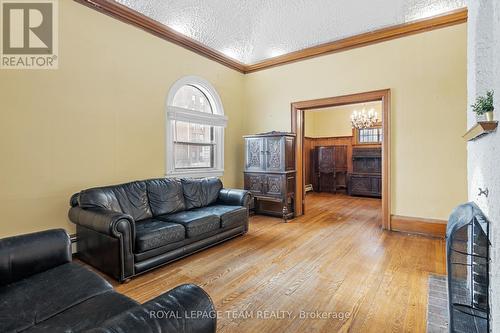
[181, 178, 222, 210]
[113, 182, 152, 221]
[79, 181, 152, 221]
[22, 291, 138, 333]
[135, 219, 185, 253]
[146, 178, 185, 216]
[196, 205, 248, 229]
[78, 187, 122, 212]
[0, 262, 112, 333]
[158, 211, 220, 238]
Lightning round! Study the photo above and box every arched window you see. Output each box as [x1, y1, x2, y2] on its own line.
[166, 76, 226, 177]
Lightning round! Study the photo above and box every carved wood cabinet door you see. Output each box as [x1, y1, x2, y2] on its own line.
[317, 146, 335, 173]
[265, 137, 284, 172]
[264, 174, 283, 197]
[349, 175, 381, 197]
[244, 173, 265, 195]
[245, 137, 265, 171]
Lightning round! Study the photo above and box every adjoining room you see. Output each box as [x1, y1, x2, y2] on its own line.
[304, 100, 383, 219]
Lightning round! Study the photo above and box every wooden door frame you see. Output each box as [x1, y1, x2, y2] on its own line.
[291, 89, 391, 230]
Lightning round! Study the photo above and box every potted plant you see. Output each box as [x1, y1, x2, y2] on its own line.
[471, 90, 494, 121]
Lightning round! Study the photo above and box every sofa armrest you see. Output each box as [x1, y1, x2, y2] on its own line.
[217, 188, 251, 207]
[85, 284, 217, 333]
[68, 206, 135, 239]
[0, 229, 71, 286]
[69, 207, 136, 281]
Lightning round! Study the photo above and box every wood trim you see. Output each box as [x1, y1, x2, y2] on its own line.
[291, 89, 391, 229]
[75, 1, 467, 74]
[304, 135, 353, 140]
[74, 0, 247, 73]
[245, 8, 467, 73]
[391, 215, 447, 238]
[295, 110, 304, 215]
[292, 90, 391, 110]
[382, 90, 391, 230]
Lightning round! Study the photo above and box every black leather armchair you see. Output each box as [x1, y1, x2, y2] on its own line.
[0, 228, 72, 286]
[0, 229, 217, 333]
[86, 284, 216, 333]
[69, 177, 250, 282]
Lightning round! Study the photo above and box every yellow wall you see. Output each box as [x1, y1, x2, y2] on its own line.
[244, 24, 468, 220]
[305, 102, 382, 138]
[0, 1, 245, 237]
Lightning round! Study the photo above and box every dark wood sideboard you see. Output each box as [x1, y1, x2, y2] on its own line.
[243, 132, 296, 222]
[348, 147, 382, 197]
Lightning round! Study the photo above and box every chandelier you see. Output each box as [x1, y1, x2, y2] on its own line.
[351, 108, 378, 129]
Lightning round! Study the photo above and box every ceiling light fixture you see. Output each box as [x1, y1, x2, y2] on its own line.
[351, 107, 378, 129]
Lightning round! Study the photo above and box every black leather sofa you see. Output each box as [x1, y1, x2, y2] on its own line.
[0, 229, 216, 333]
[69, 177, 250, 282]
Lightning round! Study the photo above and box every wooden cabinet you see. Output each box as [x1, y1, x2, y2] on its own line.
[348, 147, 382, 197]
[244, 132, 296, 221]
[312, 146, 335, 193]
[349, 174, 381, 197]
[311, 145, 348, 193]
[245, 135, 295, 172]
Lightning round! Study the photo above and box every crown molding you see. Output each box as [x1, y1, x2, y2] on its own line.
[74, 1, 467, 74]
[245, 8, 467, 73]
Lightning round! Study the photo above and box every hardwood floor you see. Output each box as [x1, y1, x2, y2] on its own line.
[109, 193, 446, 333]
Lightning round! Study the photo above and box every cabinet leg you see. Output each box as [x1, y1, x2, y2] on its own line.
[282, 205, 288, 223]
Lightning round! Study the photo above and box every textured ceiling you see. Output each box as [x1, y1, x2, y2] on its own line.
[117, 0, 466, 64]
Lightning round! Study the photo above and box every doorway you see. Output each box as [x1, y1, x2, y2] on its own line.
[291, 89, 391, 229]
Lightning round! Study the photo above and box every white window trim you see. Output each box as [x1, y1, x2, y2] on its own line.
[165, 76, 226, 178]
